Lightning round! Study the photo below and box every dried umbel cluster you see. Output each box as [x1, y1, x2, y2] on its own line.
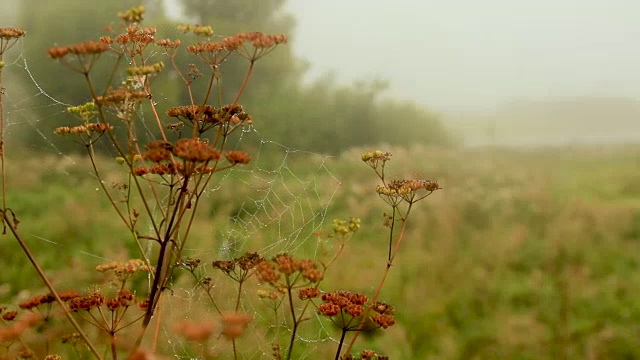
[317, 291, 395, 331]
[134, 138, 251, 177]
[256, 253, 324, 287]
[167, 103, 252, 135]
[187, 31, 287, 65]
[96, 258, 155, 284]
[363, 150, 441, 206]
[0, 28, 26, 59]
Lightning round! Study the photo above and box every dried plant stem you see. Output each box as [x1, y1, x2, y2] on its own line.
[232, 60, 255, 107]
[0, 64, 7, 234]
[285, 284, 299, 360]
[343, 204, 413, 355]
[3, 213, 104, 360]
[334, 328, 348, 360]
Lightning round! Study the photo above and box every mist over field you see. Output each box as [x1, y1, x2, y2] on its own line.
[287, 0, 640, 147]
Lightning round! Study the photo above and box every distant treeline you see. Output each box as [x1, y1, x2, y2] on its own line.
[7, 0, 453, 155]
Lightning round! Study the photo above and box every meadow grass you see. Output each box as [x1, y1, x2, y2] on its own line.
[3, 144, 640, 359]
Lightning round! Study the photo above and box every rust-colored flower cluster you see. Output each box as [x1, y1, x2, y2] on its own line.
[225, 151, 251, 165]
[187, 32, 287, 65]
[256, 254, 324, 286]
[0, 28, 26, 60]
[317, 291, 395, 331]
[0, 28, 26, 40]
[1, 307, 17, 321]
[54, 123, 113, 136]
[19, 292, 79, 310]
[173, 138, 220, 162]
[376, 179, 441, 197]
[68, 292, 105, 312]
[156, 38, 181, 49]
[96, 259, 154, 282]
[236, 32, 287, 49]
[95, 87, 147, 107]
[212, 252, 263, 275]
[47, 40, 109, 59]
[298, 287, 320, 300]
[341, 350, 390, 360]
[68, 290, 138, 313]
[105, 289, 136, 311]
[135, 138, 222, 176]
[166, 103, 252, 134]
[318, 291, 368, 318]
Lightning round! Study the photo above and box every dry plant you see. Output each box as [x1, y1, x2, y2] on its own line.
[0, 6, 440, 360]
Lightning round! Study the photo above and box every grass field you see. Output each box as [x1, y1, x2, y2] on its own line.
[3, 143, 640, 359]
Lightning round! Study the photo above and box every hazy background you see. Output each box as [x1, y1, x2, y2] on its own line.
[4, 0, 640, 149]
[286, 0, 640, 146]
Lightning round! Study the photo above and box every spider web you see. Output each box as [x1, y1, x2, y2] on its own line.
[1, 36, 346, 358]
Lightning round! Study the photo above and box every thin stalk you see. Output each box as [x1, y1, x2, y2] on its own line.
[334, 329, 348, 360]
[3, 213, 104, 360]
[0, 63, 7, 234]
[343, 203, 413, 355]
[285, 281, 298, 360]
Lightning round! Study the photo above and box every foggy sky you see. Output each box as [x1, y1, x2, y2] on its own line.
[286, 0, 640, 112]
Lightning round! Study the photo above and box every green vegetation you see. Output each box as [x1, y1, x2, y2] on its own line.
[3, 144, 640, 359]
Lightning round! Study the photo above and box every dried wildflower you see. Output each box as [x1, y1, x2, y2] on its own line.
[361, 150, 391, 163]
[174, 320, 217, 343]
[172, 138, 220, 163]
[96, 259, 154, 283]
[47, 41, 109, 59]
[237, 252, 263, 270]
[212, 260, 235, 274]
[2, 310, 17, 321]
[118, 5, 145, 23]
[114, 26, 156, 56]
[138, 299, 149, 311]
[0, 28, 26, 40]
[54, 123, 113, 136]
[143, 140, 173, 162]
[68, 292, 105, 312]
[220, 312, 252, 339]
[376, 179, 441, 202]
[371, 313, 395, 329]
[95, 87, 146, 107]
[257, 289, 284, 300]
[156, 38, 181, 49]
[256, 260, 280, 284]
[44, 355, 62, 360]
[298, 287, 320, 300]
[19, 294, 56, 310]
[225, 151, 251, 165]
[178, 257, 201, 272]
[318, 291, 394, 331]
[274, 253, 297, 275]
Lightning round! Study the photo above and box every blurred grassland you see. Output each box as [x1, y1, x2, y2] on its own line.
[2, 144, 640, 359]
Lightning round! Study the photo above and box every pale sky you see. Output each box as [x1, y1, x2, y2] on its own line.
[286, 0, 640, 111]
